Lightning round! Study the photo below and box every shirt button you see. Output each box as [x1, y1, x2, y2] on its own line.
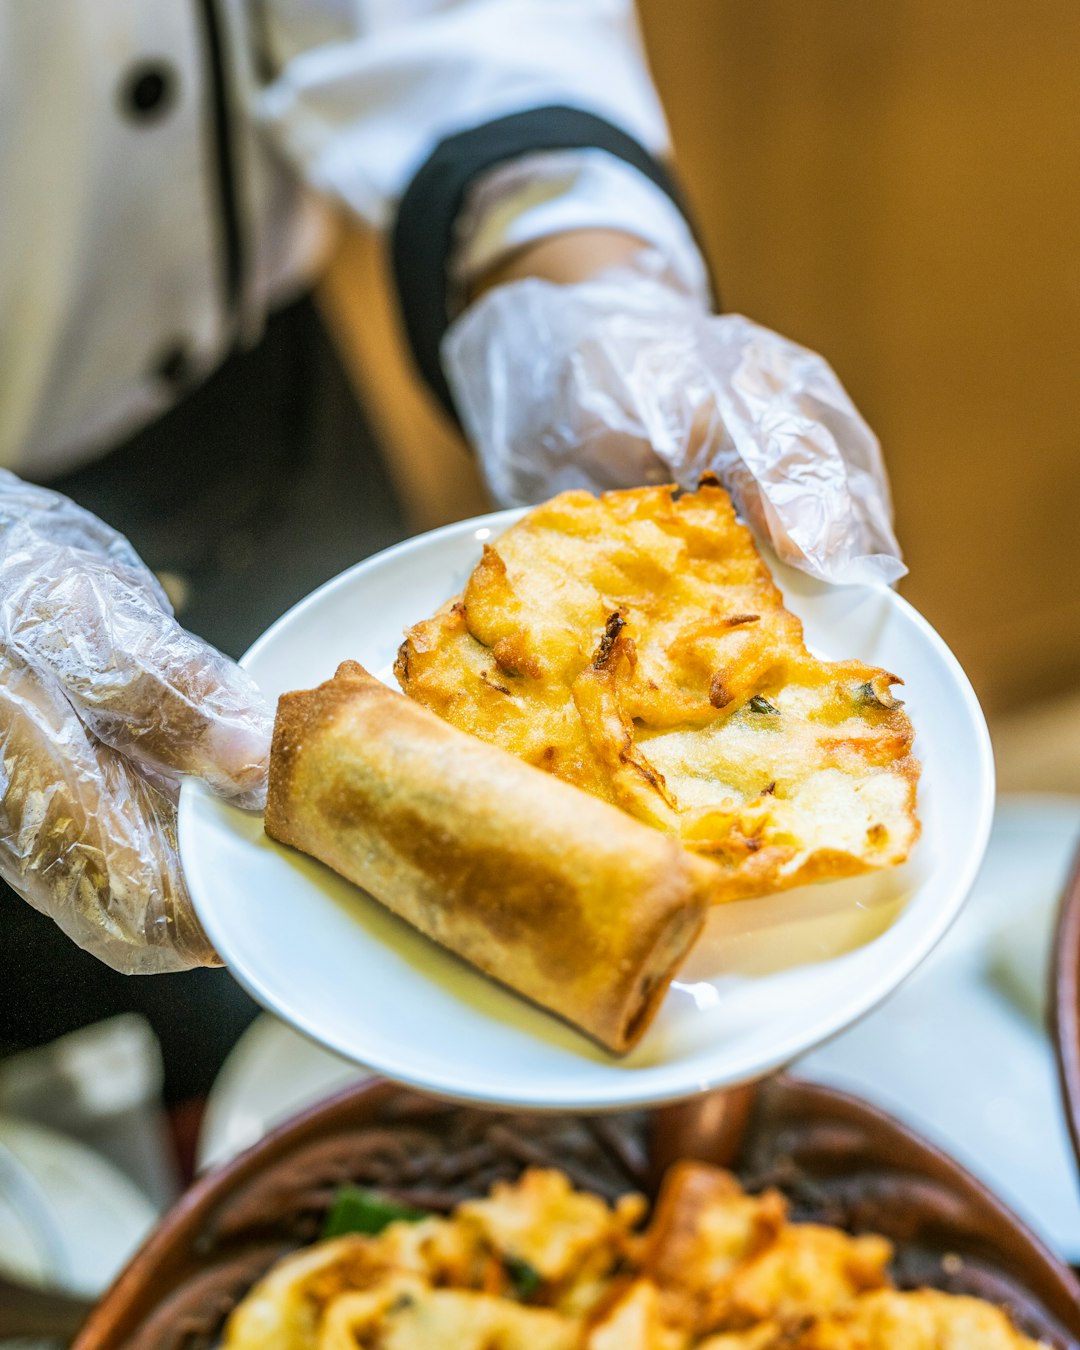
[120, 61, 178, 122]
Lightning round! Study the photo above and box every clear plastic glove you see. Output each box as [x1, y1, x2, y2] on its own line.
[443, 250, 904, 587]
[0, 472, 272, 974]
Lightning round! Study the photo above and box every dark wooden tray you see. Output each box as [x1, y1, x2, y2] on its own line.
[75, 1064, 1080, 1350]
[1053, 847, 1080, 1200]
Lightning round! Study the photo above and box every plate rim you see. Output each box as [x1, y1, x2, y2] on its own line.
[180, 509, 995, 1111]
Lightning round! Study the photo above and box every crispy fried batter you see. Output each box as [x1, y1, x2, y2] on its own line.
[396, 486, 920, 901]
[320, 1277, 578, 1350]
[458, 1167, 643, 1284]
[715, 1288, 1046, 1350]
[223, 1165, 1043, 1350]
[641, 1161, 890, 1337]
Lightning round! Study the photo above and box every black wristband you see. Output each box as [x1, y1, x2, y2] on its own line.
[391, 105, 707, 421]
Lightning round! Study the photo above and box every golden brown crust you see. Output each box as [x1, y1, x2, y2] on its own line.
[223, 1161, 1044, 1349]
[397, 486, 921, 904]
[266, 661, 715, 1053]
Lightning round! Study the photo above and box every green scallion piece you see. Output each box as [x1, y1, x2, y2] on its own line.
[504, 1254, 542, 1299]
[320, 1185, 429, 1239]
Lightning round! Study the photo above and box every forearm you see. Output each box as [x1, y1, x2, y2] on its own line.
[469, 227, 654, 299]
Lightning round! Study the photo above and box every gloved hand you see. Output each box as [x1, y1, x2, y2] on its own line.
[0, 472, 272, 974]
[443, 249, 904, 588]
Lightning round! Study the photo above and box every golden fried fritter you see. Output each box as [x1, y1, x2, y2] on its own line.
[695, 1289, 1047, 1350]
[223, 1165, 1043, 1350]
[320, 1276, 578, 1350]
[396, 485, 919, 902]
[640, 1161, 890, 1337]
[458, 1167, 644, 1286]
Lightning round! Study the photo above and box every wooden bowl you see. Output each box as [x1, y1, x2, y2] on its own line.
[75, 1070, 1080, 1350]
[1053, 845, 1080, 1191]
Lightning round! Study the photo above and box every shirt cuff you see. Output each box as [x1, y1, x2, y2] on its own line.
[449, 148, 712, 314]
[391, 105, 712, 420]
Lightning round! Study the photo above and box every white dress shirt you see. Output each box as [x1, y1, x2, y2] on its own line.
[0, 0, 703, 478]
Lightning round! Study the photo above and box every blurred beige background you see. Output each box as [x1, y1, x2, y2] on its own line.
[318, 1, 1080, 779]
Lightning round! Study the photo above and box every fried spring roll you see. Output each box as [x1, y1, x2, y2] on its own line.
[265, 661, 716, 1053]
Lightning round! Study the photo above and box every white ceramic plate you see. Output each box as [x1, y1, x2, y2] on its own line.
[0, 1115, 156, 1299]
[179, 509, 993, 1111]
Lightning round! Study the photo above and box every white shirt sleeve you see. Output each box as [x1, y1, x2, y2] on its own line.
[253, 0, 673, 227]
